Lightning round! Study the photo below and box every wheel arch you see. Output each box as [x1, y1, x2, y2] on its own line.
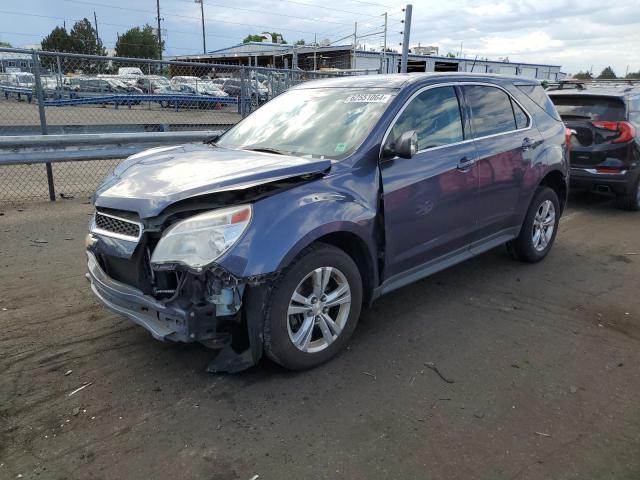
[313, 232, 376, 309]
[276, 226, 378, 310]
[539, 169, 568, 213]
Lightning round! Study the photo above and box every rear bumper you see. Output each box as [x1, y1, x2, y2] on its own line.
[86, 252, 212, 343]
[569, 167, 638, 194]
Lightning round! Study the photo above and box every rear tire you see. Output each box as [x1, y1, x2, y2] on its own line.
[507, 187, 560, 263]
[262, 243, 362, 370]
[615, 177, 640, 211]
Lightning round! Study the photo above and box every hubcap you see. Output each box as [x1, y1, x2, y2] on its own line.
[287, 266, 351, 353]
[532, 200, 556, 252]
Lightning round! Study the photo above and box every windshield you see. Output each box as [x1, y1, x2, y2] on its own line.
[217, 87, 396, 159]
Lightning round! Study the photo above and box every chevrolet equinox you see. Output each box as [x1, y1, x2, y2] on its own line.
[86, 73, 569, 372]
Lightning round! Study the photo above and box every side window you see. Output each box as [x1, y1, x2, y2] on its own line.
[511, 99, 529, 129]
[389, 86, 464, 151]
[465, 85, 517, 137]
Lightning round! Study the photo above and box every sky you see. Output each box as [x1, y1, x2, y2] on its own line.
[1, 0, 639, 75]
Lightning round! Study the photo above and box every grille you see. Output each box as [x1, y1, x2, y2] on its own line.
[94, 212, 141, 239]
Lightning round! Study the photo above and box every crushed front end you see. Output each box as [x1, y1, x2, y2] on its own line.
[85, 207, 266, 373]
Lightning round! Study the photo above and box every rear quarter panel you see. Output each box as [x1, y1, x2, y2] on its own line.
[508, 84, 568, 218]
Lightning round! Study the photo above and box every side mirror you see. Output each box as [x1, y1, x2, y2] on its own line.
[383, 130, 418, 159]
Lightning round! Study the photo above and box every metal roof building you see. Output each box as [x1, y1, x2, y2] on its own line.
[168, 42, 564, 81]
[0, 51, 34, 73]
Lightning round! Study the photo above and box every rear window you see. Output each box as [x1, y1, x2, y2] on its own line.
[516, 84, 561, 121]
[550, 95, 626, 121]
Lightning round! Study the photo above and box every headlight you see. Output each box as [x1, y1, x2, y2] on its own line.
[150, 205, 252, 270]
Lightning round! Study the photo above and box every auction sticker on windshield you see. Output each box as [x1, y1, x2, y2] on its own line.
[344, 93, 392, 103]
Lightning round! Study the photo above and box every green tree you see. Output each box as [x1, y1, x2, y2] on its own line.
[0, 41, 12, 47]
[243, 32, 287, 44]
[69, 18, 105, 56]
[41, 26, 72, 52]
[597, 66, 616, 79]
[243, 34, 265, 43]
[573, 70, 593, 80]
[626, 70, 640, 80]
[115, 25, 162, 59]
[445, 52, 456, 58]
[40, 26, 74, 72]
[294, 39, 306, 46]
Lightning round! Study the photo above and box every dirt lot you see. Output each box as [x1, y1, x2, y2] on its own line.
[1, 193, 639, 480]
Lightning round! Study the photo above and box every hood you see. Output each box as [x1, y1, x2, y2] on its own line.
[94, 143, 331, 218]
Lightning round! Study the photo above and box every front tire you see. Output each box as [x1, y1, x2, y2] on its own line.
[262, 243, 362, 370]
[507, 187, 560, 263]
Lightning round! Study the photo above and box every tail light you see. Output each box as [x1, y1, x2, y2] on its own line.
[595, 167, 625, 174]
[591, 121, 636, 143]
[564, 127, 573, 152]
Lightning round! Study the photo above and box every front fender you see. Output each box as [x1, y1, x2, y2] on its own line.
[217, 171, 379, 279]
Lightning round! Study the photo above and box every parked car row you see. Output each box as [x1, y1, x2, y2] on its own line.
[0, 69, 272, 109]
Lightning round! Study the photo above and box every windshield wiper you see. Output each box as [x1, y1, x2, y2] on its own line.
[203, 134, 220, 145]
[244, 146, 288, 155]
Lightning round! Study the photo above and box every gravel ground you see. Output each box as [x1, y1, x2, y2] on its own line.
[1, 192, 639, 480]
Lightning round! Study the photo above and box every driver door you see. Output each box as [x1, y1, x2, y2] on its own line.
[380, 85, 479, 281]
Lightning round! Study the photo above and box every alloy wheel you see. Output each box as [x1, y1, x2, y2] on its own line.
[287, 267, 352, 353]
[532, 200, 556, 252]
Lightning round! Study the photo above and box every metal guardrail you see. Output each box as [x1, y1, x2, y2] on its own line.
[1, 85, 34, 102]
[43, 94, 238, 109]
[0, 131, 220, 200]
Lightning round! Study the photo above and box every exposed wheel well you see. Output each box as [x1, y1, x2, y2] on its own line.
[314, 232, 375, 308]
[540, 170, 567, 213]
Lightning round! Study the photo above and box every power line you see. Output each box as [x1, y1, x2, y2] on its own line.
[61, 0, 376, 37]
[236, 0, 384, 18]
[181, 0, 359, 26]
[0, 9, 248, 43]
[0, 30, 215, 52]
[342, 0, 396, 8]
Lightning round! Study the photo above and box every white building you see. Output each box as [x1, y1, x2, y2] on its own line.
[169, 42, 563, 81]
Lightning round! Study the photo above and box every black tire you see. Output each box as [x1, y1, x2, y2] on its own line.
[507, 187, 560, 263]
[262, 243, 362, 370]
[615, 176, 640, 211]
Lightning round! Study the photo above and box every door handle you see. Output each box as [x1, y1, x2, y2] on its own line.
[521, 137, 539, 151]
[457, 157, 476, 171]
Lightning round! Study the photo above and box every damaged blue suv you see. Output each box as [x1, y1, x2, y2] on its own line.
[86, 73, 569, 372]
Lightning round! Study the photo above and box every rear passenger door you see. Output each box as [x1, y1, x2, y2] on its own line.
[462, 84, 540, 246]
[380, 85, 479, 280]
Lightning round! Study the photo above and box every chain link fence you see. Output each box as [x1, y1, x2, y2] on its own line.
[0, 47, 378, 203]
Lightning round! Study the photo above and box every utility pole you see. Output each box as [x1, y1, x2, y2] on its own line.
[313, 33, 317, 71]
[93, 12, 100, 49]
[156, 0, 163, 60]
[381, 12, 388, 74]
[400, 4, 412, 73]
[352, 22, 358, 70]
[195, 0, 206, 54]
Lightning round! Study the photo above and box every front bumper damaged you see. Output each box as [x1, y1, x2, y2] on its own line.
[86, 251, 265, 373]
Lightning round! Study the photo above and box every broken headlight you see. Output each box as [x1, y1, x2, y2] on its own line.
[151, 205, 252, 270]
